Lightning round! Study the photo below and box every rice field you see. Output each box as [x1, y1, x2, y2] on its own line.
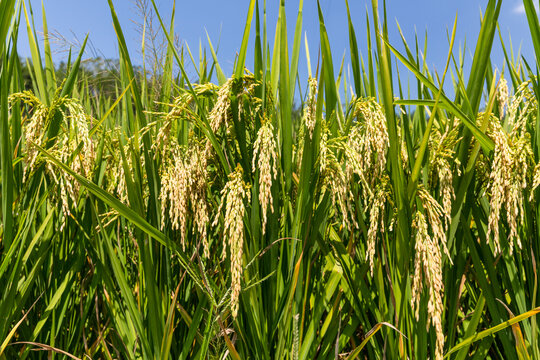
[1, 0, 540, 359]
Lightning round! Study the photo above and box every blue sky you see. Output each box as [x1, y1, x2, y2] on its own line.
[17, 1, 536, 93]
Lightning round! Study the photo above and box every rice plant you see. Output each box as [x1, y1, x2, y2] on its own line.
[1, 0, 540, 359]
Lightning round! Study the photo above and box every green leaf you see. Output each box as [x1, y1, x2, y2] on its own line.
[446, 307, 540, 358]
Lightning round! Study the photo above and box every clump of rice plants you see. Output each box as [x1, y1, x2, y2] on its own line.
[1, 0, 540, 359]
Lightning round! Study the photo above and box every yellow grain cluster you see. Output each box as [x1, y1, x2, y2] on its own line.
[160, 141, 210, 255]
[252, 120, 278, 234]
[213, 165, 250, 318]
[486, 81, 536, 254]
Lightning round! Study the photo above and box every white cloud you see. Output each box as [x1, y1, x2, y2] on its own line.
[513, 2, 539, 14]
[513, 4, 525, 14]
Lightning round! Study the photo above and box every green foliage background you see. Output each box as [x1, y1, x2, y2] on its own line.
[1, 0, 540, 359]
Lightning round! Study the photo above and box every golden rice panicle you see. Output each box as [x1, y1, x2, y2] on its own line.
[10, 91, 48, 180]
[366, 178, 389, 275]
[345, 98, 390, 209]
[319, 124, 357, 231]
[46, 160, 76, 231]
[344, 124, 373, 207]
[188, 142, 211, 257]
[159, 160, 173, 223]
[15, 94, 97, 230]
[429, 122, 461, 227]
[411, 210, 445, 360]
[159, 139, 210, 256]
[397, 123, 409, 170]
[531, 161, 540, 200]
[353, 98, 389, 180]
[63, 100, 96, 179]
[205, 75, 259, 161]
[497, 76, 508, 117]
[160, 146, 190, 250]
[212, 165, 250, 318]
[237, 74, 258, 118]
[294, 78, 315, 169]
[411, 211, 428, 318]
[154, 118, 172, 159]
[486, 97, 534, 254]
[54, 99, 96, 229]
[208, 74, 257, 134]
[252, 120, 278, 234]
[170, 151, 190, 249]
[295, 124, 305, 171]
[327, 162, 357, 231]
[167, 92, 195, 122]
[417, 186, 451, 261]
[343, 98, 393, 269]
[319, 121, 329, 175]
[507, 136, 532, 251]
[156, 90, 199, 157]
[486, 122, 512, 254]
[13, 92, 96, 185]
[115, 144, 133, 206]
[437, 162, 454, 227]
[209, 77, 234, 132]
[303, 77, 318, 139]
[507, 80, 533, 132]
